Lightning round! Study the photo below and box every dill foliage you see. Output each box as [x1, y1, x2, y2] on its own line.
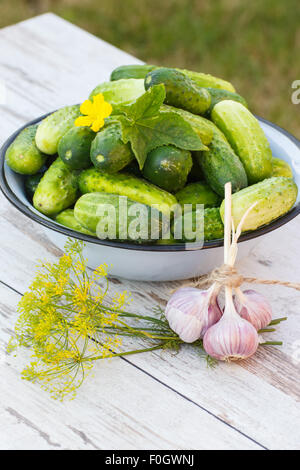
[8, 239, 210, 399]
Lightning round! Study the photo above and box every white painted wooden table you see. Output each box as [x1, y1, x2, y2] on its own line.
[0, 13, 299, 451]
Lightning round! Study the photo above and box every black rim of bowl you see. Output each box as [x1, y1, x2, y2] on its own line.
[1, 111, 300, 252]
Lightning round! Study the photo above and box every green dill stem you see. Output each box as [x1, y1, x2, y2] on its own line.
[102, 325, 171, 333]
[96, 326, 172, 341]
[97, 323, 180, 341]
[112, 318, 179, 341]
[85, 343, 166, 362]
[103, 307, 167, 325]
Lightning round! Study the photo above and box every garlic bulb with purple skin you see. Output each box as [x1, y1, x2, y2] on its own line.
[165, 285, 222, 343]
[233, 289, 272, 331]
[203, 291, 259, 361]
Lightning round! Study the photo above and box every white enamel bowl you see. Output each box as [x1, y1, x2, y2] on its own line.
[1, 114, 300, 281]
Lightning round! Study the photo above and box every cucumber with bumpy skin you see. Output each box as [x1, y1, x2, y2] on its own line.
[6, 125, 47, 175]
[56, 209, 95, 235]
[33, 158, 79, 216]
[181, 69, 235, 93]
[110, 64, 157, 81]
[211, 100, 273, 184]
[142, 145, 193, 193]
[205, 88, 248, 116]
[160, 105, 213, 145]
[74, 192, 165, 242]
[78, 168, 177, 216]
[172, 207, 224, 242]
[272, 157, 293, 178]
[196, 128, 248, 197]
[89, 79, 145, 109]
[145, 68, 211, 115]
[220, 177, 298, 232]
[110, 64, 235, 92]
[176, 182, 221, 210]
[90, 123, 134, 173]
[35, 105, 81, 155]
[58, 126, 95, 169]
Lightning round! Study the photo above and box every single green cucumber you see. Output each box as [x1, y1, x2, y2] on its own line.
[272, 157, 293, 178]
[160, 105, 213, 145]
[58, 126, 95, 169]
[142, 145, 193, 193]
[78, 168, 177, 215]
[6, 125, 47, 175]
[25, 155, 58, 198]
[212, 101, 273, 184]
[220, 177, 298, 232]
[35, 105, 81, 155]
[145, 68, 211, 115]
[74, 192, 165, 242]
[172, 207, 224, 242]
[110, 64, 235, 92]
[110, 64, 157, 81]
[33, 158, 79, 216]
[90, 123, 134, 173]
[196, 129, 248, 196]
[181, 69, 235, 92]
[176, 182, 221, 210]
[56, 209, 95, 235]
[89, 79, 145, 110]
[205, 88, 248, 116]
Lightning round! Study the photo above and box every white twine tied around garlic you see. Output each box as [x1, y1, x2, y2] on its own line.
[165, 182, 300, 362]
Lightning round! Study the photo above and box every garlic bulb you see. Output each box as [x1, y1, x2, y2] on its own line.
[234, 289, 272, 331]
[165, 285, 222, 343]
[203, 293, 259, 361]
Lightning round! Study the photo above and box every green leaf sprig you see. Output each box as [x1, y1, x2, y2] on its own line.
[111, 84, 208, 169]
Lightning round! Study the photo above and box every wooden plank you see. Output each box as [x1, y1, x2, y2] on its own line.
[0, 282, 259, 450]
[0, 13, 299, 450]
[0, 13, 142, 139]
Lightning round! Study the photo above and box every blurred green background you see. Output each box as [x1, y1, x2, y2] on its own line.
[1, 0, 299, 137]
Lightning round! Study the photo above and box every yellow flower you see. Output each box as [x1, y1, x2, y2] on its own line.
[75, 94, 112, 132]
[93, 263, 108, 278]
[59, 254, 73, 269]
[73, 284, 89, 305]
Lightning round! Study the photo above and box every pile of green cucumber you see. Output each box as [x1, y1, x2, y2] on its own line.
[5, 64, 298, 244]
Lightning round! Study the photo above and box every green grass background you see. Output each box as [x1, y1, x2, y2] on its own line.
[1, 0, 299, 137]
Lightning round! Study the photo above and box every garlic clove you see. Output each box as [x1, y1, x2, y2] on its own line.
[203, 304, 259, 361]
[234, 289, 272, 331]
[165, 286, 222, 343]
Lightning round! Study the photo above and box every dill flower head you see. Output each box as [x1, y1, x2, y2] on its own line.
[10, 239, 127, 400]
[9, 239, 217, 400]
